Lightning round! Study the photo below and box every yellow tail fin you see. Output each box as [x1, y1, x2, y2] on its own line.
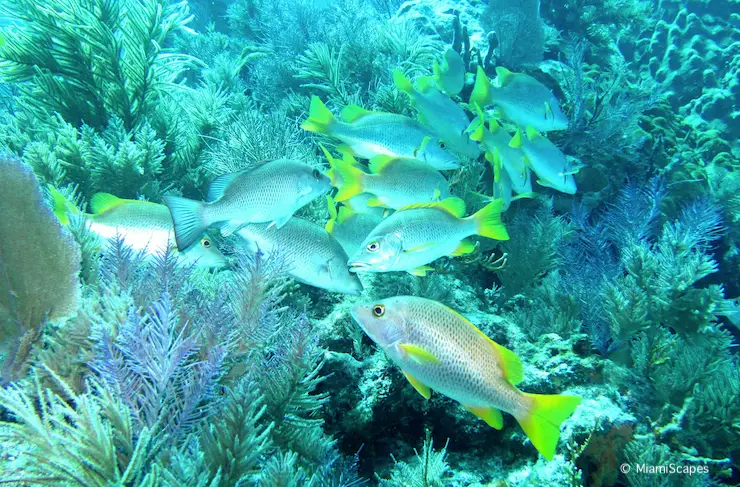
[516, 393, 582, 460]
[470, 66, 493, 109]
[333, 156, 365, 202]
[48, 185, 80, 225]
[301, 96, 336, 134]
[392, 69, 415, 95]
[469, 199, 509, 240]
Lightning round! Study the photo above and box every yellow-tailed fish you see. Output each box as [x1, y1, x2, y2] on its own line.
[468, 115, 532, 195]
[343, 193, 387, 218]
[50, 188, 227, 269]
[509, 127, 577, 195]
[430, 48, 466, 96]
[301, 96, 460, 170]
[323, 147, 385, 218]
[235, 218, 363, 295]
[470, 66, 568, 132]
[326, 196, 384, 258]
[348, 197, 508, 276]
[164, 159, 331, 250]
[351, 296, 582, 460]
[393, 69, 480, 159]
[324, 147, 450, 210]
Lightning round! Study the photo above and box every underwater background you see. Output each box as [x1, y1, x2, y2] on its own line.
[0, 0, 738, 485]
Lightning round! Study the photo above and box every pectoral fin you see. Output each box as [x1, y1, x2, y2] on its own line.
[398, 343, 440, 365]
[413, 136, 432, 158]
[464, 405, 504, 429]
[403, 371, 431, 399]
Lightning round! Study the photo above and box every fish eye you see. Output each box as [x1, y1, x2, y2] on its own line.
[438, 140, 446, 150]
[367, 241, 380, 252]
[372, 304, 385, 317]
[312, 168, 321, 179]
[201, 238, 211, 248]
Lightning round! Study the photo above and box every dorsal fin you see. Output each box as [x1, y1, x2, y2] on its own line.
[90, 193, 124, 214]
[495, 66, 515, 86]
[341, 104, 374, 123]
[449, 307, 524, 385]
[368, 154, 396, 174]
[397, 197, 466, 217]
[207, 170, 245, 202]
[525, 125, 541, 141]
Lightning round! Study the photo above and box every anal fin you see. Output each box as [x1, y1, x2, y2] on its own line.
[220, 219, 249, 237]
[464, 405, 504, 430]
[403, 371, 431, 399]
[407, 265, 434, 276]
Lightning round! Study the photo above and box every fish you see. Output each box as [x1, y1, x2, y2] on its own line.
[235, 217, 363, 295]
[163, 159, 331, 251]
[348, 197, 509, 276]
[470, 66, 568, 132]
[324, 147, 450, 210]
[509, 127, 577, 195]
[326, 196, 384, 258]
[351, 296, 582, 460]
[301, 96, 460, 170]
[468, 114, 532, 195]
[428, 48, 466, 96]
[49, 188, 227, 269]
[393, 69, 480, 159]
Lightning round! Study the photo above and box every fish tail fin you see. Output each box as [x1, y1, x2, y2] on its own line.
[333, 156, 365, 202]
[392, 69, 415, 95]
[470, 66, 493, 108]
[48, 185, 80, 225]
[516, 393, 582, 460]
[301, 95, 336, 134]
[163, 195, 208, 251]
[469, 199, 509, 240]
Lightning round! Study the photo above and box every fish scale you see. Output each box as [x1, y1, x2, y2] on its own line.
[236, 218, 363, 295]
[351, 296, 582, 460]
[399, 298, 524, 413]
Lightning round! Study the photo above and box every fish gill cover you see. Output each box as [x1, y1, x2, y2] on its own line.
[0, 0, 737, 485]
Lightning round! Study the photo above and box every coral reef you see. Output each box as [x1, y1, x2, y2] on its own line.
[0, 0, 737, 484]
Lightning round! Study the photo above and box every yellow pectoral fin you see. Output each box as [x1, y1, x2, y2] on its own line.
[403, 371, 431, 399]
[398, 343, 440, 365]
[465, 405, 504, 430]
[407, 265, 435, 277]
[414, 136, 432, 158]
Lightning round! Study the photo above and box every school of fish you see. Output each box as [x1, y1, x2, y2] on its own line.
[47, 49, 581, 460]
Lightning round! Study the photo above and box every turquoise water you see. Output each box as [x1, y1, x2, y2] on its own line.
[0, 0, 737, 485]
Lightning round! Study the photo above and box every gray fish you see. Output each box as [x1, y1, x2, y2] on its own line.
[164, 159, 331, 250]
[236, 217, 363, 295]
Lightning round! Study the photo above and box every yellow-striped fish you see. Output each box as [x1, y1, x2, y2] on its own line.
[351, 296, 582, 460]
[348, 197, 508, 276]
[50, 189, 226, 269]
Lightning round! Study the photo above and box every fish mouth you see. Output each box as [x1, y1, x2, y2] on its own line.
[348, 261, 372, 273]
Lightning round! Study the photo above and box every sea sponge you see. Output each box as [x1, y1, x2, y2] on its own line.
[0, 157, 80, 381]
